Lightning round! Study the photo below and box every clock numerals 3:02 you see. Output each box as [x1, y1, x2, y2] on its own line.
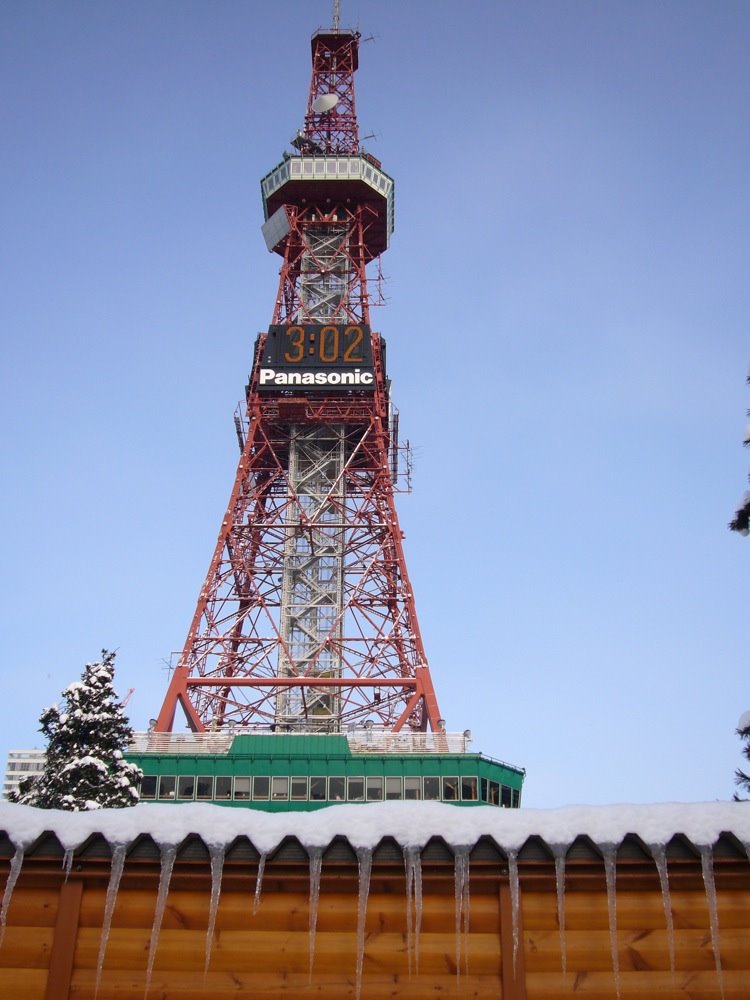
[277, 324, 370, 365]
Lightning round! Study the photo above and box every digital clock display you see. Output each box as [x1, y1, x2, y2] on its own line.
[257, 323, 377, 392]
[265, 324, 373, 368]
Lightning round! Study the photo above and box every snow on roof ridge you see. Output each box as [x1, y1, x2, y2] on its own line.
[1, 801, 749, 855]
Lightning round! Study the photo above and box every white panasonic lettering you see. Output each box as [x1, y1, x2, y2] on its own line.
[258, 368, 375, 387]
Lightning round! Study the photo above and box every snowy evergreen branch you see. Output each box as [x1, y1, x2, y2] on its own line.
[734, 724, 750, 802]
[10, 650, 142, 810]
[729, 372, 750, 536]
[729, 491, 750, 536]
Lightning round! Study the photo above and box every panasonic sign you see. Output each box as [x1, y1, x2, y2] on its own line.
[258, 368, 375, 390]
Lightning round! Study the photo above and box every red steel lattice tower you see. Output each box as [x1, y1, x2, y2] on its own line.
[155, 23, 441, 735]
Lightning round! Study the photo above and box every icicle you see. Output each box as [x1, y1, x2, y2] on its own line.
[307, 847, 323, 982]
[506, 848, 520, 974]
[94, 844, 127, 999]
[62, 847, 75, 881]
[601, 843, 621, 1000]
[453, 847, 471, 979]
[648, 843, 675, 977]
[0, 846, 25, 949]
[403, 845, 422, 975]
[355, 847, 372, 1000]
[204, 845, 225, 977]
[404, 847, 413, 975]
[144, 844, 177, 999]
[550, 843, 568, 976]
[253, 853, 266, 915]
[699, 845, 725, 1000]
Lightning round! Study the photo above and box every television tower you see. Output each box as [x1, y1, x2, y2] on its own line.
[154, 18, 442, 736]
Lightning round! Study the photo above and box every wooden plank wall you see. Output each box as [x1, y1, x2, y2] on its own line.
[0, 838, 748, 999]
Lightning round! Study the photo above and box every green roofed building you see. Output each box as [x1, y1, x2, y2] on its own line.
[127, 732, 524, 812]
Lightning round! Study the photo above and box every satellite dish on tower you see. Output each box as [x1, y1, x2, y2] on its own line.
[738, 710, 750, 731]
[312, 93, 339, 114]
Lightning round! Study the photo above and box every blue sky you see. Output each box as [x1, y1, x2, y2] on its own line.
[2, 0, 748, 808]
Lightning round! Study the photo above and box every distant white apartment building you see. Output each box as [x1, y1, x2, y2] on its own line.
[3, 750, 45, 800]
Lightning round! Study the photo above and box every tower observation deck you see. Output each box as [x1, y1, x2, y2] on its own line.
[132, 16, 525, 810]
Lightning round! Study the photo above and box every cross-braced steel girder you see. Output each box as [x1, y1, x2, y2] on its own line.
[303, 30, 359, 155]
[155, 394, 440, 734]
[273, 204, 376, 327]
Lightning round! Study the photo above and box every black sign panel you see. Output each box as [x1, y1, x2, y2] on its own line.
[257, 323, 377, 392]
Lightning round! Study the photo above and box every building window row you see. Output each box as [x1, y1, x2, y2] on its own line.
[139, 773, 518, 806]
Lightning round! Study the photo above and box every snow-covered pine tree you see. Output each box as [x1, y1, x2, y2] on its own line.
[11, 650, 142, 810]
[735, 713, 750, 801]
[729, 369, 750, 536]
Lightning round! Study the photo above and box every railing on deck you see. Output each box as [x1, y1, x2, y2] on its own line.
[128, 729, 473, 756]
[129, 732, 236, 754]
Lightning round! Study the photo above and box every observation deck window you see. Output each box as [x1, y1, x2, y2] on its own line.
[423, 776, 440, 800]
[252, 776, 270, 800]
[196, 775, 214, 800]
[347, 776, 365, 801]
[366, 776, 383, 801]
[140, 775, 157, 799]
[328, 776, 346, 800]
[177, 776, 194, 800]
[215, 776, 232, 799]
[442, 776, 459, 801]
[310, 776, 327, 800]
[404, 776, 422, 800]
[291, 776, 309, 800]
[233, 777, 251, 800]
[272, 776, 290, 800]
[158, 775, 176, 800]
[385, 776, 402, 800]
[461, 776, 478, 801]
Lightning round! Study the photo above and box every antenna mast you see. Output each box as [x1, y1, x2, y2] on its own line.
[332, 0, 340, 32]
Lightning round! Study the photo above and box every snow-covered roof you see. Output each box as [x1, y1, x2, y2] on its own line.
[1, 800, 748, 854]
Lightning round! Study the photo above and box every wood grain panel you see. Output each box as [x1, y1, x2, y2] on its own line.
[0, 968, 47, 1000]
[525, 968, 747, 999]
[77, 885, 502, 935]
[71, 969, 506, 999]
[0, 926, 54, 968]
[3, 846, 748, 998]
[0, 887, 59, 927]
[523, 926, 747, 973]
